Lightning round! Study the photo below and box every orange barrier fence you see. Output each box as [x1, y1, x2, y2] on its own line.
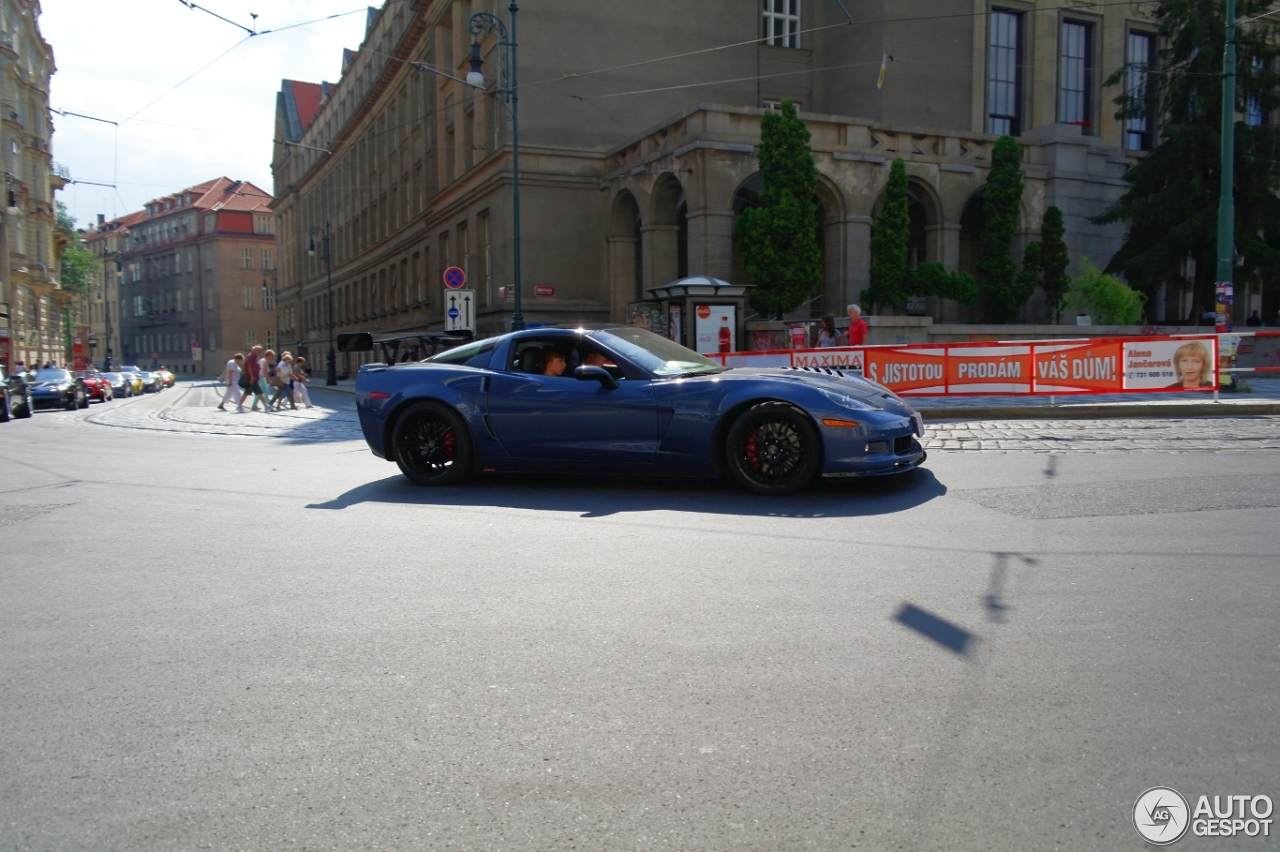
[704, 331, 1280, 397]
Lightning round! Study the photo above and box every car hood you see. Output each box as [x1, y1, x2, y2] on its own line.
[710, 367, 918, 416]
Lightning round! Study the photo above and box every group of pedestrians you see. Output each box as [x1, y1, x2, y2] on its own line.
[217, 344, 314, 412]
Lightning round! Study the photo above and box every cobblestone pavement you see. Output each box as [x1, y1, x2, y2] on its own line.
[912, 378, 1280, 411]
[923, 415, 1280, 452]
[80, 381, 361, 442]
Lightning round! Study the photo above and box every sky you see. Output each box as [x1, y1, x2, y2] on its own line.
[42, 0, 373, 230]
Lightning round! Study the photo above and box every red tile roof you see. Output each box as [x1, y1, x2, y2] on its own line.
[289, 80, 324, 133]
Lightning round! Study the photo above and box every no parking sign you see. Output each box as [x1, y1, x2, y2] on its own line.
[443, 266, 466, 289]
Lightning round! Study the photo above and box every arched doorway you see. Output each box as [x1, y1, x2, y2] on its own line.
[648, 173, 686, 290]
[608, 191, 643, 322]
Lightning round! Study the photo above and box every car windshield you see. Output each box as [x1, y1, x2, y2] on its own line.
[594, 327, 725, 377]
[35, 369, 71, 382]
[103, 373, 122, 380]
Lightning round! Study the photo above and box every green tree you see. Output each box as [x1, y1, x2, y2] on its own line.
[1039, 206, 1070, 323]
[1093, 0, 1280, 321]
[736, 99, 823, 318]
[56, 202, 96, 300]
[978, 135, 1027, 322]
[1064, 259, 1147, 325]
[1012, 241, 1043, 319]
[906, 262, 979, 307]
[863, 157, 911, 312]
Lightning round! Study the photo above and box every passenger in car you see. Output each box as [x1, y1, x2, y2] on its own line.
[583, 351, 609, 367]
[543, 348, 568, 377]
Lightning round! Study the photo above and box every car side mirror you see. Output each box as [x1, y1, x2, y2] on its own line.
[574, 365, 618, 390]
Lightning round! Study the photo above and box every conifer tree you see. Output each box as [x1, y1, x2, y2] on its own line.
[978, 135, 1027, 322]
[864, 158, 911, 311]
[1039, 206, 1070, 323]
[736, 100, 823, 318]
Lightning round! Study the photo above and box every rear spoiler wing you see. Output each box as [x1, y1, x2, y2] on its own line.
[337, 330, 474, 365]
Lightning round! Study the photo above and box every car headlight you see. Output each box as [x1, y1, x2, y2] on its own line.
[820, 388, 875, 411]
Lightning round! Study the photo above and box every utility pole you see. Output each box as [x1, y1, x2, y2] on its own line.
[1215, 0, 1238, 332]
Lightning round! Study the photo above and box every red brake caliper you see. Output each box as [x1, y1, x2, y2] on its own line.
[443, 428, 456, 457]
[745, 430, 761, 470]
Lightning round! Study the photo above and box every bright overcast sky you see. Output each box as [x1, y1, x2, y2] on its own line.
[43, 0, 372, 228]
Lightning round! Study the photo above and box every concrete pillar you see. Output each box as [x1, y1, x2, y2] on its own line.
[936, 223, 962, 270]
[843, 215, 872, 308]
[642, 224, 679, 291]
[686, 208, 735, 280]
[607, 235, 639, 323]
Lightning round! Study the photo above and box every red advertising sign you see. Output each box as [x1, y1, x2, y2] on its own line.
[534, 286, 555, 297]
[947, 345, 1032, 393]
[864, 347, 947, 394]
[1032, 341, 1123, 393]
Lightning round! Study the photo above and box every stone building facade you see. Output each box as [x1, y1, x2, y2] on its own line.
[0, 0, 71, 370]
[107, 178, 277, 375]
[79, 212, 137, 371]
[273, 0, 1193, 361]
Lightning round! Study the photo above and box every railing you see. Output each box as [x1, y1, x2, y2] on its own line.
[50, 162, 70, 182]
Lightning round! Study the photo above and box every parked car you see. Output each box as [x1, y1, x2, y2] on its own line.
[102, 372, 133, 398]
[351, 326, 926, 495]
[125, 372, 144, 396]
[27, 368, 89, 411]
[138, 371, 163, 393]
[154, 368, 175, 388]
[1, 364, 34, 421]
[74, 369, 114, 402]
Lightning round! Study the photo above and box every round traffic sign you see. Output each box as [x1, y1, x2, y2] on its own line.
[443, 266, 466, 289]
[447, 306, 460, 321]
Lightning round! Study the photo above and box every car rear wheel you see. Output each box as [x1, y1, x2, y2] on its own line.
[392, 401, 473, 487]
[725, 402, 821, 496]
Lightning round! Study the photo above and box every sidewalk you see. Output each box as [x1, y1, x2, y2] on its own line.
[913, 379, 1280, 420]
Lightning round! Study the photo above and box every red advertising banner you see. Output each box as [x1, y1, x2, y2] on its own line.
[946, 345, 1032, 394]
[1031, 341, 1124, 393]
[702, 334, 1230, 396]
[863, 347, 947, 394]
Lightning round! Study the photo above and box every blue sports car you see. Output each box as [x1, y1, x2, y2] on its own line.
[352, 326, 926, 495]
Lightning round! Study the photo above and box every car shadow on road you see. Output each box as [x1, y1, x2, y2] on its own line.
[305, 467, 947, 518]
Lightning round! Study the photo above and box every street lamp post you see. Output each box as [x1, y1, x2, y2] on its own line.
[467, 2, 524, 331]
[308, 223, 336, 386]
[1215, 0, 1238, 333]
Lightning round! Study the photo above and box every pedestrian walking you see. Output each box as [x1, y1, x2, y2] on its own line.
[846, 304, 868, 346]
[1246, 310, 1263, 327]
[817, 315, 842, 348]
[271, 352, 297, 410]
[217, 353, 245, 411]
[239, 345, 270, 412]
[292, 356, 315, 408]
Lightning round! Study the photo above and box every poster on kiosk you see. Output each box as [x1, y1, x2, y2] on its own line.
[694, 305, 735, 355]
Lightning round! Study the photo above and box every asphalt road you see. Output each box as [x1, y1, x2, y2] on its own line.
[2, 386, 1278, 851]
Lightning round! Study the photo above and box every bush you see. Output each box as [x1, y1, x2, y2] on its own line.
[1063, 259, 1146, 325]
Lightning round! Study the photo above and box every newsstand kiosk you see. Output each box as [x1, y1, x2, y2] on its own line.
[640, 276, 754, 355]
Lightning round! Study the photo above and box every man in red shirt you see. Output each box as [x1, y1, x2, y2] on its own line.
[846, 304, 868, 346]
[239, 345, 266, 411]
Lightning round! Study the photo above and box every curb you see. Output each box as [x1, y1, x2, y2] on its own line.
[917, 401, 1280, 421]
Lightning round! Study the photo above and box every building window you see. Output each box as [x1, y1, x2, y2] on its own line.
[176, 290, 183, 312]
[208, 330, 216, 352]
[478, 211, 491, 306]
[1126, 32, 1155, 150]
[1246, 56, 1267, 127]
[261, 248, 273, 270]
[245, 330, 256, 347]
[240, 248, 253, 269]
[187, 251, 194, 273]
[243, 285, 255, 310]
[264, 330, 274, 348]
[988, 10, 1023, 135]
[253, 215, 275, 234]
[1059, 21, 1093, 132]
[188, 289, 195, 313]
[762, 0, 800, 49]
[262, 286, 274, 310]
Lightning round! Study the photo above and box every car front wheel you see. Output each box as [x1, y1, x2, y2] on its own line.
[725, 402, 822, 496]
[391, 401, 473, 487]
[16, 393, 32, 418]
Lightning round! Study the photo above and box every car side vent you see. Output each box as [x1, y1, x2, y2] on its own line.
[786, 366, 850, 378]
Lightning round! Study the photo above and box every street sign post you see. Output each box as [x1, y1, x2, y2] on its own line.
[444, 288, 476, 332]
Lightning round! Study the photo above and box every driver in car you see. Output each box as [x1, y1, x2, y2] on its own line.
[543, 348, 568, 377]
[583, 351, 609, 368]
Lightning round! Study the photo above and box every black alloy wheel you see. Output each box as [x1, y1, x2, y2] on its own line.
[391, 401, 474, 487]
[16, 392, 32, 418]
[79, 390, 90, 409]
[725, 402, 822, 496]
[64, 391, 77, 411]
